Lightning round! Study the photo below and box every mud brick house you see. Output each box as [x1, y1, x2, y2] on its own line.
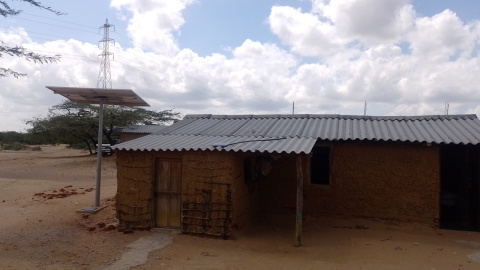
[113, 114, 480, 241]
[119, 125, 166, 143]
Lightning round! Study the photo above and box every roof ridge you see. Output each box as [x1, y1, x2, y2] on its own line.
[182, 114, 478, 121]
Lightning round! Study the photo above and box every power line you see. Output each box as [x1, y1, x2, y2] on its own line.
[1, 13, 293, 113]
[11, 17, 99, 35]
[1, 17, 291, 113]
[20, 44, 286, 113]
[21, 12, 98, 29]
[0, 26, 83, 42]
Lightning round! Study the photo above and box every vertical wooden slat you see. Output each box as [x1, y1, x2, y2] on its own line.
[156, 196, 169, 226]
[159, 160, 170, 192]
[154, 159, 182, 228]
[155, 160, 170, 227]
[170, 160, 182, 227]
[170, 160, 182, 192]
[294, 154, 304, 247]
[169, 195, 181, 227]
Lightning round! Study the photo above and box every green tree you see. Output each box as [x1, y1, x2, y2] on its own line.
[26, 100, 182, 154]
[0, 131, 26, 143]
[1, 0, 64, 78]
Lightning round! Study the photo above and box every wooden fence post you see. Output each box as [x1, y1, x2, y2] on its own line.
[294, 154, 303, 247]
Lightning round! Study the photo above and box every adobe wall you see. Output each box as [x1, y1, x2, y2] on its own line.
[116, 150, 260, 234]
[115, 150, 182, 229]
[260, 142, 441, 225]
[119, 133, 147, 143]
[182, 151, 260, 236]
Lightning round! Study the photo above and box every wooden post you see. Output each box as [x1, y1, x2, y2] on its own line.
[294, 154, 304, 247]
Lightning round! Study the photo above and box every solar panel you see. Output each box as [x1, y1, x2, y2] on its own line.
[46, 86, 150, 106]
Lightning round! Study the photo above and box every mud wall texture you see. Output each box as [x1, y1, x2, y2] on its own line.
[260, 142, 441, 225]
[181, 151, 234, 237]
[119, 133, 148, 143]
[117, 141, 440, 230]
[115, 150, 159, 229]
[116, 150, 260, 235]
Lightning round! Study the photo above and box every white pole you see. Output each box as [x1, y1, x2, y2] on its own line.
[95, 101, 104, 208]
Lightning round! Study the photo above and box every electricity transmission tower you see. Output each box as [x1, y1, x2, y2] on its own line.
[97, 19, 115, 89]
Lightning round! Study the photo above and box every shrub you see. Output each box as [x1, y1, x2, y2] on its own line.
[2, 142, 27, 151]
[1, 143, 42, 151]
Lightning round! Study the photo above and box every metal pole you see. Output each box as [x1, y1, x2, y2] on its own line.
[95, 101, 104, 208]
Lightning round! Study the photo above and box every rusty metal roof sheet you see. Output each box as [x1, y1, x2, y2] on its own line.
[113, 114, 480, 154]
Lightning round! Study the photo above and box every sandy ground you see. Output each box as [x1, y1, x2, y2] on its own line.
[1, 145, 480, 270]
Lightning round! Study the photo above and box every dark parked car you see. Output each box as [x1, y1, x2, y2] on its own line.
[96, 144, 114, 157]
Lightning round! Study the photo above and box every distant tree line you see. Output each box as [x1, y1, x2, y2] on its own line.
[0, 131, 37, 144]
[0, 130, 45, 151]
[2, 101, 181, 153]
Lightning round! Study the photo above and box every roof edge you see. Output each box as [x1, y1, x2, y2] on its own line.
[182, 114, 478, 121]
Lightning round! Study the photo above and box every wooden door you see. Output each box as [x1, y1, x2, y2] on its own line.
[154, 159, 182, 228]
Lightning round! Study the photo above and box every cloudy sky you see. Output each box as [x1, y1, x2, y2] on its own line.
[1, 0, 480, 131]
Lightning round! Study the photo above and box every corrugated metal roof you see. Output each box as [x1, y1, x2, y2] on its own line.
[114, 114, 480, 154]
[114, 135, 317, 154]
[121, 125, 166, 134]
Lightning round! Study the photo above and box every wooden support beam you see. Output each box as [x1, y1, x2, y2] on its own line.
[294, 154, 304, 247]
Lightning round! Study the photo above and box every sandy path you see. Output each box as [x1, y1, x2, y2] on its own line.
[136, 216, 480, 270]
[0, 145, 152, 270]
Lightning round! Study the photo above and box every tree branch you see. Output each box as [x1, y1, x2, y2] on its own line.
[0, 67, 26, 78]
[0, 0, 65, 17]
[0, 43, 60, 63]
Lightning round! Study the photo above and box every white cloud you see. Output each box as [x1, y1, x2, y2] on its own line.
[267, 0, 480, 116]
[270, 0, 415, 58]
[407, 9, 476, 60]
[110, 0, 195, 55]
[111, 39, 298, 113]
[3, 0, 480, 132]
[269, 5, 346, 57]
[313, 0, 414, 43]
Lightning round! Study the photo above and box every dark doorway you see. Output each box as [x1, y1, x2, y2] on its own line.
[440, 145, 480, 231]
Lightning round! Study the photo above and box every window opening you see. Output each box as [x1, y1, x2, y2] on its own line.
[311, 146, 330, 185]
